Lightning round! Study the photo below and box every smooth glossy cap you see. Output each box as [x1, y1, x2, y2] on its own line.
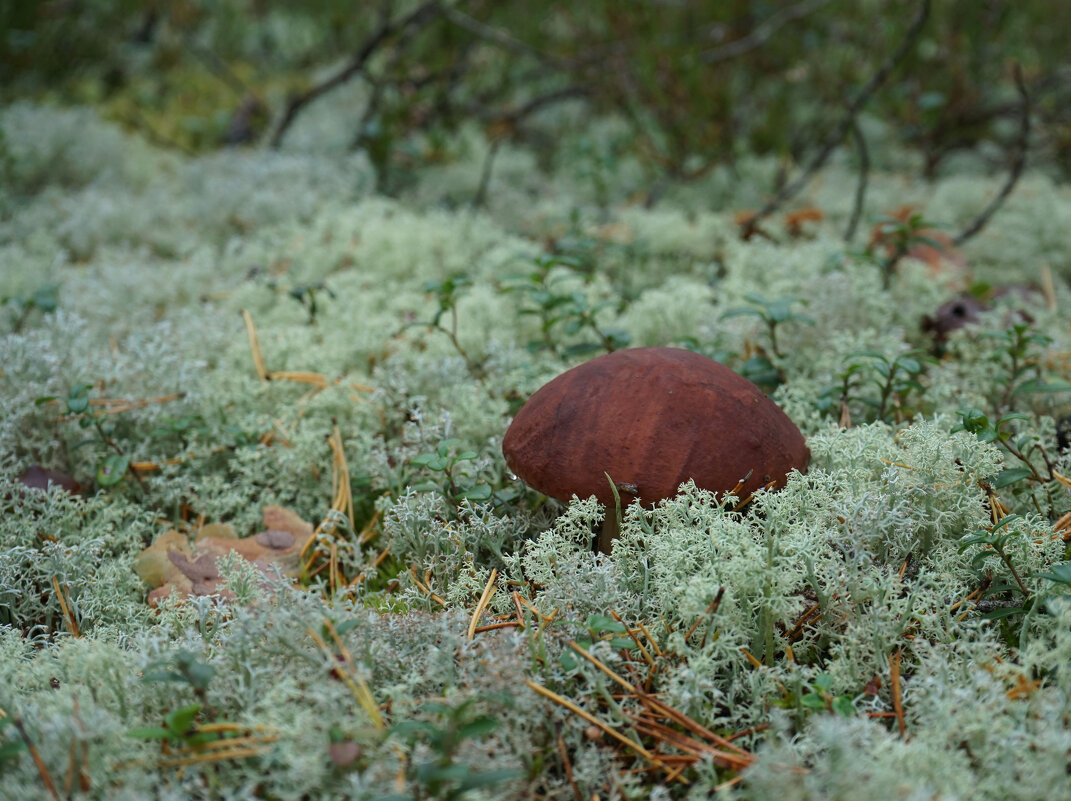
[502, 347, 809, 506]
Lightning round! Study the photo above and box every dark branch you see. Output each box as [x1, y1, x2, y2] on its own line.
[844, 115, 870, 242]
[701, 0, 830, 64]
[441, 6, 574, 70]
[952, 63, 1031, 247]
[470, 85, 589, 208]
[268, 0, 443, 149]
[740, 0, 930, 239]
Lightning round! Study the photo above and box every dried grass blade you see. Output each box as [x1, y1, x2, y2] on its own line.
[889, 647, 907, 738]
[467, 568, 498, 640]
[525, 680, 662, 766]
[240, 309, 267, 382]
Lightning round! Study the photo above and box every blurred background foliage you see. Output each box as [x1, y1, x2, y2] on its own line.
[3, 0, 1070, 185]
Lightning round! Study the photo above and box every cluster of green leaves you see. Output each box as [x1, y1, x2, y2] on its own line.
[35, 384, 131, 489]
[502, 254, 630, 359]
[821, 349, 933, 424]
[2, 283, 58, 333]
[409, 438, 494, 507]
[385, 698, 523, 801]
[128, 650, 224, 747]
[777, 673, 855, 720]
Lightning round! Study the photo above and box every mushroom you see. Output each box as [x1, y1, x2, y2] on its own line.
[502, 347, 809, 551]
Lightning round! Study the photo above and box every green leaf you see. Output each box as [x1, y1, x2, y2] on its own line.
[1035, 562, 1071, 587]
[586, 614, 626, 634]
[96, 454, 129, 487]
[335, 619, 362, 637]
[458, 768, 526, 791]
[990, 468, 1033, 488]
[457, 484, 492, 502]
[185, 662, 216, 690]
[165, 703, 201, 735]
[800, 693, 827, 710]
[832, 695, 855, 717]
[981, 606, 1027, 620]
[720, 306, 763, 321]
[126, 726, 175, 741]
[561, 342, 602, 358]
[457, 716, 500, 741]
[1013, 379, 1071, 395]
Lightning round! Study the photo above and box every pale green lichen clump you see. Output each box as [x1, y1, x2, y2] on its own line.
[1, 101, 1070, 800]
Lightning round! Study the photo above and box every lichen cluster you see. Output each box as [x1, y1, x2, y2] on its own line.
[1, 100, 1070, 800]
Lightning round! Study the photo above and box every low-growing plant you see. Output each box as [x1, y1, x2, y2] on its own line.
[385, 698, 524, 801]
[822, 349, 934, 425]
[721, 293, 814, 360]
[502, 254, 630, 359]
[35, 383, 136, 491]
[412, 275, 487, 379]
[409, 438, 493, 508]
[2, 283, 58, 333]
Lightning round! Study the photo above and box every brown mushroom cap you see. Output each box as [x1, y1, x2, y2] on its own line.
[502, 347, 809, 506]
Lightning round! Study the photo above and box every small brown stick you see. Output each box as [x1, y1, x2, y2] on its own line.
[240, 310, 268, 382]
[889, 648, 907, 738]
[308, 623, 384, 729]
[12, 716, 60, 801]
[408, 567, 446, 606]
[683, 588, 725, 642]
[467, 568, 498, 640]
[739, 648, 763, 669]
[349, 546, 391, 587]
[512, 591, 527, 627]
[557, 733, 584, 801]
[568, 642, 752, 763]
[636, 621, 663, 657]
[525, 681, 663, 766]
[158, 745, 274, 768]
[953, 62, 1030, 247]
[51, 577, 80, 638]
[473, 621, 523, 634]
[610, 610, 655, 667]
[727, 723, 770, 742]
[786, 602, 822, 642]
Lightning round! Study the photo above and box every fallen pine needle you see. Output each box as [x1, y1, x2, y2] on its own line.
[889, 648, 906, 738]
[467, 568, 498, 640]
[13, 716, 60, 801]
[525, 680, 663, 767]
[557, 733, 584, 801]
[51, 577, 80, 638]
[683, 588, 724, 642]
[473, 621, 523, 633]
[241, 309, 267, 382]
[159, 744, 273, 768]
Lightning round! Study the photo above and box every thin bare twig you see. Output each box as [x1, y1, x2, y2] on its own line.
[441, 6, 573, 70]
[889, 648, 907, 738]
[845, 114, 870, 242]
[702, 0, 830, 64]
[13, 717, 60, 801]
[952, 63, 1031, 246]
[471, 85, 587, 208]
[269, 1, 443, 148]
[741, 0, 930, 238]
